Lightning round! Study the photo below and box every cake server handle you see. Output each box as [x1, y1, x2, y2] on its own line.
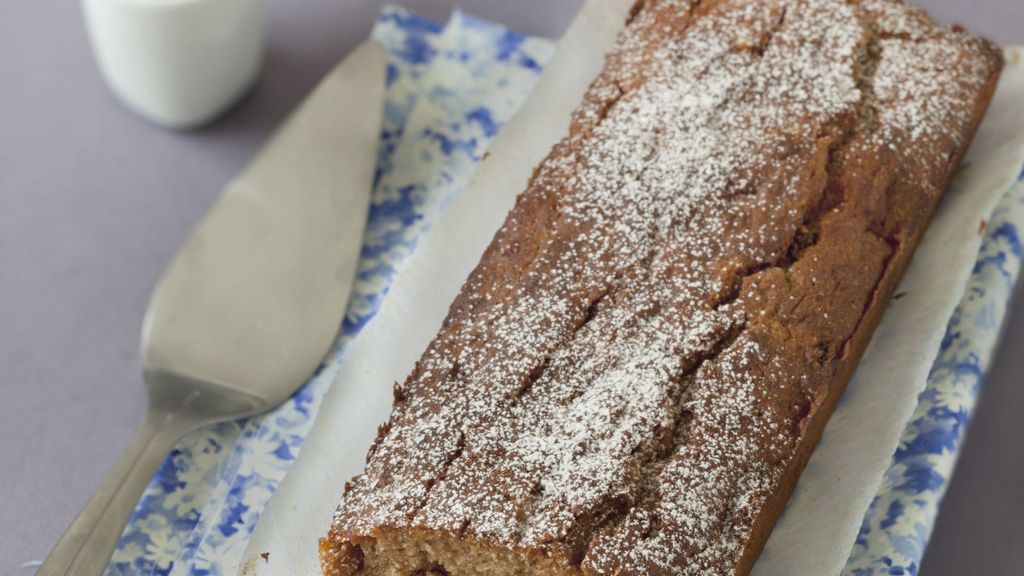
[37, 394, 202, 576]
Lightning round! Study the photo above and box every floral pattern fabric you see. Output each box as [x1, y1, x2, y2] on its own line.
[105, 8, 553, 576]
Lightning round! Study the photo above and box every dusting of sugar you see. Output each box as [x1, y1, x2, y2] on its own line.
[326, 0, 998, 574]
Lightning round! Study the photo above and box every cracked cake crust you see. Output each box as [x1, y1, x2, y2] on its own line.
[321, 0, 1002, 574]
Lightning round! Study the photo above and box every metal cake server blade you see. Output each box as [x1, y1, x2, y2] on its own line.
[38, 40, 385, 575]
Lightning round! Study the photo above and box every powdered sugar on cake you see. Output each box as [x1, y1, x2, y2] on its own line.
[325, 0, 999, 574]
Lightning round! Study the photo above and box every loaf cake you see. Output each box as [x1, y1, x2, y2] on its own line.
[321, 0, 1002, 574]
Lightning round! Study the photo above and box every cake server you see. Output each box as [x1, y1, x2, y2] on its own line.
[38, 40, 385, 575]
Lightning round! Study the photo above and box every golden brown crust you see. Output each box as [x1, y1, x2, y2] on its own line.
[731, 43, 1002, 576]
[322, 0, 1003, 574]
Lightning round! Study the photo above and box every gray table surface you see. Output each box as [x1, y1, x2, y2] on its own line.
[1, 1, 1021, 574]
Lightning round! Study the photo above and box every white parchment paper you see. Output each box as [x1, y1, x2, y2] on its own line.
[240, 0, 1024, 572]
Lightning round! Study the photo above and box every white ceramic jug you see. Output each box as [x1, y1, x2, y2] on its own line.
[82, 0, 264, 129]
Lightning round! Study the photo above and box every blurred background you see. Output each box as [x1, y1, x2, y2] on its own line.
[1, 0, 1021, 574]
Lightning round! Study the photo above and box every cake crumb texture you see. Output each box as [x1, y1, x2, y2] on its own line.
[322, 0, 1002, 574]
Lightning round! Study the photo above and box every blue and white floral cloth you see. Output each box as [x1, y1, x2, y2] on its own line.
[104, 8, 1023, 575]
[105, 8, 553, 576]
